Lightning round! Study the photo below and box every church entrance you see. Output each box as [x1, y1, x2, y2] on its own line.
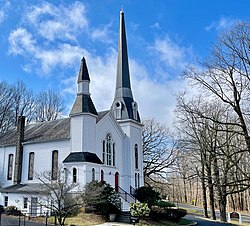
[115, 172, 119, 192]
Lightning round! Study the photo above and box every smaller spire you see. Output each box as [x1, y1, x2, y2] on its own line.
[77, 57, 90, 83]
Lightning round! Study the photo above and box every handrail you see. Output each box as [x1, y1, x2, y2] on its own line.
[118, 186, 136, 203]
[130, 185, 136, 196]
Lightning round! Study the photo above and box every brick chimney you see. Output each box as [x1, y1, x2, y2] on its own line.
[13, 116, 25, 184]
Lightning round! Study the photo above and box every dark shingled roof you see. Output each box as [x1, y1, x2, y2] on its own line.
[96, 110, 110, 123]
[0, 183, 49, 194]
[0, 111, 110, 146]
[70, 94, 98, 116]
[77, 57, 90, 83]
[63, 152, 103, 164]
[0, 118, 70, 146]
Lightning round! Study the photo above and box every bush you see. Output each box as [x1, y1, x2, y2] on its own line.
[5, 206, 23, 216]
[130, 203, 150, 219]
[83, 181, 121, 216]
[134, 186, 160, 207]
[156, 200, 176, 209]
[0, 205, 4, 214]
[150, 206, 187, 222]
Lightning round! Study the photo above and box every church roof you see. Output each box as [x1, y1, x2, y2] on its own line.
[70, 94, 98, 116]
[0, 118, 70, 146]
[0, 183, 49, 194]
[63, 152, 103, 164]
[0, 111, 110, 146]
[77, 57, 90, 83]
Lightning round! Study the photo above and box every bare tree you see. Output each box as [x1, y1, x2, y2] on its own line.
[142, 118, 178, 185]
[0, 81, 15, 133]
[184, 21, 250, 152]
[12, 80, 35, 125]
[36, 168, 83, 226]
[33, 89, 64, 122]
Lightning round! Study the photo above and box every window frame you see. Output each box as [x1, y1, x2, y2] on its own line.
[28, 152, 35, 180]
[7, 154, 14, 180]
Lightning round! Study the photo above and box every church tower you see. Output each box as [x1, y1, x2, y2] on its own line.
[70, 57, 98, 153]
[111, 10, 143, 191]
[111, 10, 140, 122]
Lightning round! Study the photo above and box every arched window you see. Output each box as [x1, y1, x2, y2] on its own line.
[135, 144, 138, 169]
[113, 143, 115, 166]
[7, 154, 14, 180]
[101, 170, 104, 181]
[52, 150, 58, 180]
[103, 133, 116, 166]
[106, 134, 112, 166]
[115, 172, 119, 192]
[92, 168, 95, 181]
[135, 173, 138, 188]
[73, 168, 77, 183]
[28, 152, 35, 180]
[102, 140, 105, 163]
[138, 173, 140, 187]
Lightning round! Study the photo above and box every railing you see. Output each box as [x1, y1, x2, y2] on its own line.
[117, 186, 136, 203]
[130, 185, 136, 197]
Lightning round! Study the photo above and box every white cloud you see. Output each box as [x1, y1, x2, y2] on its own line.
[205, 17, 237, 31]
[91, 23, 113, 43]
[150, 35, 191, 70]
[0, 0, 11, 24]
[8, 27, 85, 73]
[8, 28, 36, 55]
[26, 1, 88, 42]
[37, 44, 85, 73]
[151, 22, 161, 30]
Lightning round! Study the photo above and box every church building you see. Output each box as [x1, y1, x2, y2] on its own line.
[0, 10, 143, 214]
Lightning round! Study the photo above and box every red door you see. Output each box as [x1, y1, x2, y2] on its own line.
[115, 172, 119, 192]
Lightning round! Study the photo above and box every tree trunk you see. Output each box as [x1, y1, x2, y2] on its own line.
[207, 164, 216, 220]
[183, 176, 188, 203]
[213, 156, 227, 222]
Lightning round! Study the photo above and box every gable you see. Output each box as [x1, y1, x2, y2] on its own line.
[96, 111, 125, 140]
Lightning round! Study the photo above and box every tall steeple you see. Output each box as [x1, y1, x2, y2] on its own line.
[111, 10, 140, 122]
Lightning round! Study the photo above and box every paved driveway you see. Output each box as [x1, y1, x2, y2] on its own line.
[185, 214, 233, 226]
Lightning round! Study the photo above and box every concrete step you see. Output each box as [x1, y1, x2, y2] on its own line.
[116, 211, 131, 223]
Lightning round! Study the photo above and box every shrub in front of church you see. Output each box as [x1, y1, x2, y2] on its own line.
[83, 181, 121, 217]
[150, 206, 187, 223]
[5, 206, 23, 216]
[130, 203, 150, 219]
[0, 205, 4, 214]
[134, 186, 160, 207]
[155, 200, 176, 209]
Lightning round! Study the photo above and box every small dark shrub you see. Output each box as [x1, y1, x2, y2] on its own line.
[83, 181, 121, 217]
[5, 206, 23, 216]
[156, 200, 175, 209]
[0, 205, 4, 214]
[150, 206, 187, 222]
[134, 186, 160, 207]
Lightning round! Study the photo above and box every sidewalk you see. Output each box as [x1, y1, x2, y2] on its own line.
[95, 222, 133, 226]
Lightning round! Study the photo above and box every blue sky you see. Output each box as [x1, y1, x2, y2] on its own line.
[0, 0, 249, 124]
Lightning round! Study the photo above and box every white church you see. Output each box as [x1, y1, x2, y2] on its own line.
[0, 10, 143, 215]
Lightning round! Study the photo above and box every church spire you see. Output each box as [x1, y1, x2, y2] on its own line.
[111, 10, 140, 122]
[70, 57, 97, 116]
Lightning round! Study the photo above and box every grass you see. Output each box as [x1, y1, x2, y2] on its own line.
[34, 212, 105, 226]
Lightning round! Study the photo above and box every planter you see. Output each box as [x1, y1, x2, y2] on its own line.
[109, 213, 117, 221]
